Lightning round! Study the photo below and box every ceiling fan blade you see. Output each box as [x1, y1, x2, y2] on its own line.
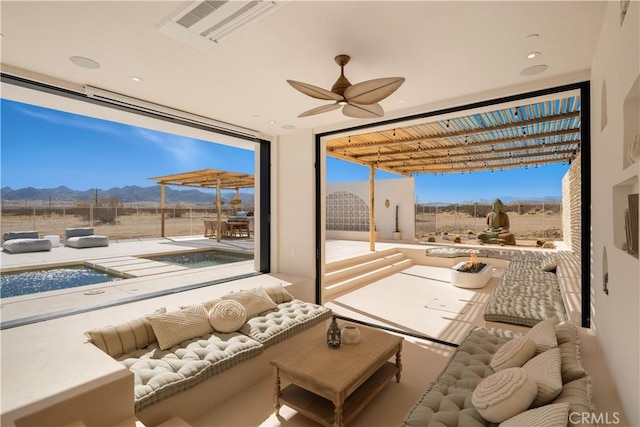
[298, 103, 341, 118]
[287, 80, 344, 102]
[344, 77, 405, 105]
[342, 102, 384, 119]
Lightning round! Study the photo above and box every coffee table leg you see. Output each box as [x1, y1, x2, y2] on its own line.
[274, 368, 282, 418]
[333, 398, 343, 427]
[395, 343, 403, 383]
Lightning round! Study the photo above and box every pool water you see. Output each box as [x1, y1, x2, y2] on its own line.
[149, 250, 253, 268]
[0, 267, 121, 298]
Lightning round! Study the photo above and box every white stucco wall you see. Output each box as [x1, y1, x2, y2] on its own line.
[590, 2, 640, 424]
[271, 130, 316, 294]
[326, 177, 415, 240]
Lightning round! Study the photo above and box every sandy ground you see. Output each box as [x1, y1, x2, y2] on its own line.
[1, 211, 561, 247]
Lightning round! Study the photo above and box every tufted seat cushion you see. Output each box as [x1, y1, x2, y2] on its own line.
[120, 331, 263, 411]
[401, 326, 593, 426]
[239, 299, 332, 347]
[483, 265, 567, 327]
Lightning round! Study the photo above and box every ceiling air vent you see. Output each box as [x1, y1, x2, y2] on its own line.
[158, 0, 282, 51]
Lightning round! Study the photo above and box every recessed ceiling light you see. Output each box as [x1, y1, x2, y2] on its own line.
[252, 115, 261, 119]
[268, 120, 276, 124]
[130, 76, 143, 83]
[69, 56, 101, 69]
[520, 64, 549, 76]
[527, 52, 541, 59]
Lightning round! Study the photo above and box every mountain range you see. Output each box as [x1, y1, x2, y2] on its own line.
[0, 185, 254, 206]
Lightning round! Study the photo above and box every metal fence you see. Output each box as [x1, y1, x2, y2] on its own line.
[0, 203, 253, 241]
[415, 201, 563, 242]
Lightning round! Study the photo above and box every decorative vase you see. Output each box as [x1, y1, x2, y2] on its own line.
[340, 325, 361, 344]
[327, 317, 341, 349]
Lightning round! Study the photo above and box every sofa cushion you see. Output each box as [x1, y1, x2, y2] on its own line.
[552, 376, 596, 427]
[221, 287, 277, 318]
[148, 305, 213, 350]
[499, 402, 569, 427]
[120, 331, 263, 411]
[471, 367, 538, 423]
[65, 235, 109, 248]
[522, 347, 563, 407]
[208, 300, 246, 333]
[3, 231, 39, 241]
[526, 317, 559, 354]
[401, 384, 488, 427]
[239, 299, 332, 347]
[85, 308, 166, 357]
[261, 283, 294, 304]
[490, 336, 536, 371]
[65, 227, 95, 239]
[540, 255, 558, 273]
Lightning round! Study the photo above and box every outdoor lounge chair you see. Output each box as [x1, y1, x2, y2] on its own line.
[2, 231, 52, 253]
[65, 227, 109, 248]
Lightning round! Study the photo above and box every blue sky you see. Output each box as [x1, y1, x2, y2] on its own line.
[1, 99, 568, 203]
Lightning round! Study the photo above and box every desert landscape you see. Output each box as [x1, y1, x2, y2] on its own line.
[1, 202, 562, 247]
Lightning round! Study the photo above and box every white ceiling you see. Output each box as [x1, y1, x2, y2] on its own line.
[0, 1, 606, 138]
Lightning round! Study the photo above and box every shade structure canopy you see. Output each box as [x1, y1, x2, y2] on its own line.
[148, 169, 254, 190]
[326, 94, 581, 176]
[324, 93, 582, 251]
[149, 169, 254, 240]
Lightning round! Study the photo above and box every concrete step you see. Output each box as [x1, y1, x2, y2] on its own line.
[324, 251, 408, 287]
[324, 257, 414, 299]
[325, 247, 400, 274]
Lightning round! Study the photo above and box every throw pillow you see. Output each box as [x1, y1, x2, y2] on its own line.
[526, 317, 559, 354]
[84, 307, 166, 357]
[540, 255, 558, 273]
[261, 283, 294, 304]
[221, 287, 277, 318]
[208, 300, 247, 333]
[555, 321, 578, 345]
[471, 367, 538, 423]
[490, 336, 537, 371]
[559, 342, 587, 383]
[147, 304, 213, 350]
[499, 402, 570, 427]
[522, 347, 563, 407]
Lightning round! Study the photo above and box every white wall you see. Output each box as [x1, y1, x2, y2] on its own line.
[271, 130, 316, 289]
[326, 177, 415, 240]
[590, 2, 640, 424]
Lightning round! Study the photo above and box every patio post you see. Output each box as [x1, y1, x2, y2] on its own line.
[160, 184, 166, 238]
[369, 165, 375, 251]
[216, 178, 222, 242]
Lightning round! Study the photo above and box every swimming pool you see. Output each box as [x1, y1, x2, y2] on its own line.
[0, 267, 121, 298]
[148, 250, 253, 268]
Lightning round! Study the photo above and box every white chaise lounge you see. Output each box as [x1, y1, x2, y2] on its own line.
[2, 231, 52, 253]
[65, 227, 109, 248]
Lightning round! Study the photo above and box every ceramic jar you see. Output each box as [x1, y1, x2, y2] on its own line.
[340, 325, 361, 344]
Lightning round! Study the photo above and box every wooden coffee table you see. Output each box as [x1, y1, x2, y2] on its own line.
[270, 326, 403, 427]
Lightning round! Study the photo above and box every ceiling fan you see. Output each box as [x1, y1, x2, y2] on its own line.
[287, 54, 405, 119]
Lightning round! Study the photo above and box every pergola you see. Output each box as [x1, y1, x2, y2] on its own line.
[149, 169, 254, 241]
[325, 94, 582, 250]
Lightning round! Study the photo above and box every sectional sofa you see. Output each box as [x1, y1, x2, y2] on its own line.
[85, 283, 331, 424]
[402, 318, 594, 427]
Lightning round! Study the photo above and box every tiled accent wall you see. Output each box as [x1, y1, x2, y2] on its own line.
[326, 191, 370, 231]
[568, 152, 582, 256]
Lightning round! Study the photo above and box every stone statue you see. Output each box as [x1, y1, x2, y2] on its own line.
[477, 199, 516, 245]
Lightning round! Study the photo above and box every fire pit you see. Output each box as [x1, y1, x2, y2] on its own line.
[450, 253, 493, 288]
